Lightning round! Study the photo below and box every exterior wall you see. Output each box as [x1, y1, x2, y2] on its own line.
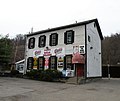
[86, 22, 102, 77]
[25, 25, 85, 72]
[16, 62, 25, 74]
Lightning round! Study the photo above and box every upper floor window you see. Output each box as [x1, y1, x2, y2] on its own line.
[49, 33, 58, 46]
[64, 30, 74, 44]
[88, 35, 91, 42]
[39, 35, 46, 48]
[28, 37, 35, 49]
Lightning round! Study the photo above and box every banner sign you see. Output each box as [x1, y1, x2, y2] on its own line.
[33, 58, 38, 69]
[44, 49, 51, 56]
[73, 46, 79, 54]
[44, 57, 49, 70]
[57, 55, 64, 71]
[53, 48, 65, 56]
[33, 50, 43, 57]
[66, 70, 75, 77]
[79, 45, 85, 54]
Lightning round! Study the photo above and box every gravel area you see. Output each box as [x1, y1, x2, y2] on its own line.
[0, 77, 120, 101]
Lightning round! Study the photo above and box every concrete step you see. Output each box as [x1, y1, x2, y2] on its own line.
[66, 77, 85, 84]
[66, 77, 77, 84]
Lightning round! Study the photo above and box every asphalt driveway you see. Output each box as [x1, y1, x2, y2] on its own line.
[0, 77, 120, 101]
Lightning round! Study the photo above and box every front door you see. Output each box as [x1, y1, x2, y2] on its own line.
[76, 64, 84, 77]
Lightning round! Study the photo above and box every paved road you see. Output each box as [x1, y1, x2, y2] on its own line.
[0, 77, 120, 101]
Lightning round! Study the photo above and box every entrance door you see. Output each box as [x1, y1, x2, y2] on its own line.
[76, 64, 84, 77]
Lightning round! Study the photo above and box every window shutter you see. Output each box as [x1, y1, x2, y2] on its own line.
[55, 56, 57, 70]
[44, 35, 46, 47]
[49, 34, 52, 46]
[64, 56, 66, 70]
[33, 38, 35, 48]
[49, 57, 51, 69]
[56, 34, 58, 45]
[64, 32, 67, 44]
[28, 38, 32, 49]
[38, 37, 40, 47]
[72, 31, 74, 44]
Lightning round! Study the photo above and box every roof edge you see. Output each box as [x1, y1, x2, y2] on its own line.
[27, 18, 103, 40]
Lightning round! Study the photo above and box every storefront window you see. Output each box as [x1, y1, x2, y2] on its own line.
[49, 56, 57, 70]
[38, 57, 44, 70]
[65, 55, 73, 70]
[27, 57, 33, 70]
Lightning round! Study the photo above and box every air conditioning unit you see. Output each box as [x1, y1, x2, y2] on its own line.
[79, 45, 85, 54]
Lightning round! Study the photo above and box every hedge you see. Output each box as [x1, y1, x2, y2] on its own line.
[26, 69, 62, 82]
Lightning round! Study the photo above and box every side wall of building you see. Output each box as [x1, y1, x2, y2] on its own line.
[86, 22, 102, 77]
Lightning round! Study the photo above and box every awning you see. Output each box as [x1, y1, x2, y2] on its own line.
[72, 52, 85, 64]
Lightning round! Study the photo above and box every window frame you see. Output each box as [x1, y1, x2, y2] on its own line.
[49, 56, 57, 70]
[64, 55, 73, 70]
[27, 57, 33, 70]
[49, 33, 58, 46]
[38, 35, 46, 48]
[38, 56, 45, 70]
[28, 37, 35, 49]
[64, 30, 74, 44]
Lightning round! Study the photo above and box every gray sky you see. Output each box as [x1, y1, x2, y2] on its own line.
[0, 0, 120, 38]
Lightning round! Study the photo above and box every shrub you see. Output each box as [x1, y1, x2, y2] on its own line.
[26, 69, 62, 82]
[26, 69, 42, 79]
[40, 69, 62, 81]
[10, 70, 19, 77]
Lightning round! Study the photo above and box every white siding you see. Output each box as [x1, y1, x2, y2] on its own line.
[25, 25, 85, 68]
[86, 22, 102, 77]
[25, 26, 85, 57]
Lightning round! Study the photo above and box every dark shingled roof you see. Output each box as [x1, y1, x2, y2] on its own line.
[27, 18, 103, 40]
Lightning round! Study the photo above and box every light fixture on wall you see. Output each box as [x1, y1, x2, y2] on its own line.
[90, 46, 93, 49]
[46, 46, 49, 50]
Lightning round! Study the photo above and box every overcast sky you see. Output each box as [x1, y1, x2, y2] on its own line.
[0, 0, 120, 38]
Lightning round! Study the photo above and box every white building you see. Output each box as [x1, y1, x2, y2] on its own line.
[24, 19, 103, 79]
[15, 59, 25, 74]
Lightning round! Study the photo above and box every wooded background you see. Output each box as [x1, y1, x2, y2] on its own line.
[0, 33, 120, 70]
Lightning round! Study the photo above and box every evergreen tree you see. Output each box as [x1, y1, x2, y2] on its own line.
[0, 35, 12, 70]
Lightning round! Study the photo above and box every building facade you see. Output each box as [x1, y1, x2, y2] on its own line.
[24, 19, 103, 78]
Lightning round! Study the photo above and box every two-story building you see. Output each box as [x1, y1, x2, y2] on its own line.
[24, 19, 103, 79]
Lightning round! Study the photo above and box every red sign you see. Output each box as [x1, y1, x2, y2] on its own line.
[72, 52, 85, 64]
[44, 49, 51, 56]
[44, 58, 49, 70]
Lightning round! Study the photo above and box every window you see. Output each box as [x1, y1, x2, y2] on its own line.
[88, 35, 91, 42]
[38, 57, 45, 70]
[64, 55, 73, 70]
[28, 37, 35, 49]
[64, 30, 74, 44]
[49, 56, 57, 70]
[49, 33, 58, 46]
[39, 35, 46, 47]
[27, 57, 33, 70]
